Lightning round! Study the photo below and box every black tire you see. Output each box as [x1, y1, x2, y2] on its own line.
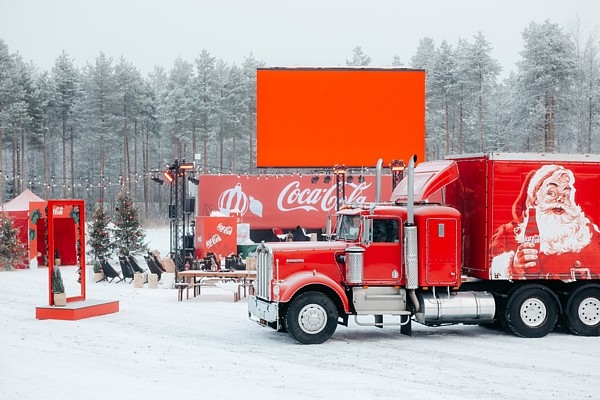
[563, 287, 600, 336]
[285, 291, 338, 344]
[504, 287, 558, 338]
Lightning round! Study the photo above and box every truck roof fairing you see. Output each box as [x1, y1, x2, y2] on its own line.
[391, 160, 459, 203]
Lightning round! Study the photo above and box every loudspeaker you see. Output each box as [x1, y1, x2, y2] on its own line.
[169, 204, 176, 219]
[184, 234, 194, 250]
[184, 198, 195, 213]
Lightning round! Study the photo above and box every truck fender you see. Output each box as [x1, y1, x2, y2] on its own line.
[564, 283, 600, 308]
[276, 271, 350, 313]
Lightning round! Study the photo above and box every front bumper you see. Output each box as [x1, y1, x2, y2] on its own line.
[248, 295, 279, 325]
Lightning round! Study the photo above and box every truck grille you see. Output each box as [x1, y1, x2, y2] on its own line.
[255, 245, 273, 300]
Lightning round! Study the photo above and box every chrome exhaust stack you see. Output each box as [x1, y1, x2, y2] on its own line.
[404, 155, 419, 312]
[375, 158, 383, 203]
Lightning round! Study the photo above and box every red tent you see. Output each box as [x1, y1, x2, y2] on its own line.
[2, 190, 78, 268]
[2, 190, 44, 268]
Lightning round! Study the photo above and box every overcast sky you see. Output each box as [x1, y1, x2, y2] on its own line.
[1, 0, 598, 79]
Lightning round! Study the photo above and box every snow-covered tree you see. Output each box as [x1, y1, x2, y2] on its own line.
[113, 186, 147, 255]
[52, 51, 79, 198]
[193, 49, 219, 171]
[87, 202, 113, 260]
[516, 20, 577, 152]
[346, 46, 371, 66]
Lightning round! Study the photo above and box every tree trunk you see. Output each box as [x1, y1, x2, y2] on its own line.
[0, 110, 3, 203]
[43, 127, 49, 199]
[123, 95, 130, 192]
[444, 96, 450, 155]
[143, 126, 148, 217]
[134, 119, 138, 198]
[70, 126, 75, 197]
[62, 111, 67, 198]
[479, 90, 484, 152]
[231, 134, 236, 174]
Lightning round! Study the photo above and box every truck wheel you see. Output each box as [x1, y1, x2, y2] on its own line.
[564, 287, 600, 336]
[504, 288, 558, 338]
[285, 291, 338, 344]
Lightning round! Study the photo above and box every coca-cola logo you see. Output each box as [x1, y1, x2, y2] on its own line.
[277, 181, 371, 212]
[524, 234, 540, 244]
[217, 223, 233, 235]
[216, 180, 372, 216]
[206, 234, 221, 248]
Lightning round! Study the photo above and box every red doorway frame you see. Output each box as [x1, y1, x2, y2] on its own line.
[46, 200, 86, 306]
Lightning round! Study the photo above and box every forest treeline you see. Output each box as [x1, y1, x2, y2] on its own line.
[0, 19, 599, 223]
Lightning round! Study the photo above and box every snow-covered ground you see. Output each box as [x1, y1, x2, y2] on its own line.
[1, 227, 599, 400]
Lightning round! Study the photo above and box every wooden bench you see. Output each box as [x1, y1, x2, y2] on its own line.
[175, 281, 205, 301]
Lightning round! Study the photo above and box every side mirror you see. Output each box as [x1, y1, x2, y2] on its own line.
[362, 217, 372, 245]
[325, 214, 332, 241]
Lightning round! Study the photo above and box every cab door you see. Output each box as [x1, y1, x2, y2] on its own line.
[362, 218, 403, 285]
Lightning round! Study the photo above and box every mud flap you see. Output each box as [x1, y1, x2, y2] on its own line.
[401, 315, 412, 336]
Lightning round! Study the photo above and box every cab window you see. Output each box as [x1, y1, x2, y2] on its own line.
[372, 219, 399, 243]
[337, 215, 361, 241]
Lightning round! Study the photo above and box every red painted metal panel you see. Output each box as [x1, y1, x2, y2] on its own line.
[447, 154, 600, 282]
[195, 216, 238, 261]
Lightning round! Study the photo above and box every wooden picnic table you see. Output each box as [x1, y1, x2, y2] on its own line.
[175, 270, 257, 302]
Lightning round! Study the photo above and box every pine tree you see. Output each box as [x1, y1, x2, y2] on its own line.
[0, 211, 27, 271]
[87, 202, 113, 260]
[113, 186, 147, 255]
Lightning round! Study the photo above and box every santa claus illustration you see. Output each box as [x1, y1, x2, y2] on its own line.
[490, 164, 600, 280]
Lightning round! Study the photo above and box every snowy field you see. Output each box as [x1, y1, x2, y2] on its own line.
[1, 228, 600, 400]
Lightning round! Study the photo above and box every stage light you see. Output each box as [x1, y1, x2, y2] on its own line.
[323, 175, 331, 184]
[390, 159, 405, 172]
[179, 162, 195, 170]
[347, 175, 354, 184]
[311, 176, 319, 184]
[333, 164, 347, 176]
[151, 176, 164, 185]
[188, 176, 199, 185]
[358, 175, 365, 183]
[162, 170, 175, 183]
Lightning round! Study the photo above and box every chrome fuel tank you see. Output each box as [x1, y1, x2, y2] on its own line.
[415, 290, 495, 325]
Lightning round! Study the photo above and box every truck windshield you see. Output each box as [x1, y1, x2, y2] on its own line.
[337, 215, 361, 241]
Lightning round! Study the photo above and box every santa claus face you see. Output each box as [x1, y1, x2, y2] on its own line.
[534, 171, 591, 254]
[537, 172, 573, 219]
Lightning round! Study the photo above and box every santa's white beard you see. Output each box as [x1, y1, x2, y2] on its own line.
[533, 203, 592, 254]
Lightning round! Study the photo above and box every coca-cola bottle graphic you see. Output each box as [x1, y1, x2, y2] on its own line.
[523, 207, 541, 273]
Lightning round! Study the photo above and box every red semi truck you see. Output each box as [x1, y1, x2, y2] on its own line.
[248, 153, 600, 344]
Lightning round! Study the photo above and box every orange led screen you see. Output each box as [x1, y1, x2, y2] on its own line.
[256, 67, 425, 168]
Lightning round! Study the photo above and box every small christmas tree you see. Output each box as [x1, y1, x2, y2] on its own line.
[52, 266, 65, 293]
[87, 202, 114, 260]
[113, 186, 147, 255]
[0, 211, 27, 271]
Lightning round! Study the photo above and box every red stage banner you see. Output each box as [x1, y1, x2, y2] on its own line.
[197, 174, 393, 230]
